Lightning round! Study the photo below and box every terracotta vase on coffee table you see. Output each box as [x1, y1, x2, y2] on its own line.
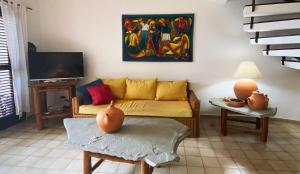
[96, 101, 124, 133]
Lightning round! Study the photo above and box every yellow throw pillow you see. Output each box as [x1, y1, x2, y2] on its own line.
[102, 77, 127, 99]
[124, 79, 157, 100]
[155, 80, 188, 101]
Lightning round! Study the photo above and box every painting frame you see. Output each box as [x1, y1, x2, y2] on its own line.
[122, 14, 194, 62]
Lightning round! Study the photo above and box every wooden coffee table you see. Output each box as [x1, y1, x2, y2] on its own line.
[209, 98, 277, 142]
[64, 117, 191, 174]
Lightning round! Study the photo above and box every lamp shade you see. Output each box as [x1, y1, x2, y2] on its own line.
[233, 61, 262, 79]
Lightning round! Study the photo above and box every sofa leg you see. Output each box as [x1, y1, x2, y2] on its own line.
[191, 119, 200, 138]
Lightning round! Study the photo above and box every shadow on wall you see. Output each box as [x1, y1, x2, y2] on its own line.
[192, 80, 236, 115]
[258, 78, 300, 120]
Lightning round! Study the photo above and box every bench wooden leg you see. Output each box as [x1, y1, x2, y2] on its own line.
[221, 108, 228, 136]
[83, 151, 92, 174]
[141, 160, 152, 174]
[260, 117, 269, 142]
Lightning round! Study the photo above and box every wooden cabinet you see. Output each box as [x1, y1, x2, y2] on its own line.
[32, 81, 76, 130]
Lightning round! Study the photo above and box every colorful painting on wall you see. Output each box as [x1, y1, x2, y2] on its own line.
[122, 14, 194, 62]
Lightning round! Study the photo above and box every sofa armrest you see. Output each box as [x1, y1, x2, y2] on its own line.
[189, 90, 200, 137]
[189, 90, 200, 115]
[72, 97, 81, 116]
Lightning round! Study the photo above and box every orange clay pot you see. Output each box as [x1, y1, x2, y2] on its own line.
[234, 79, 258, 100]
[96, 101, 124, 133]
[247, 91, 269, 110]
[228, 98, 245, 107]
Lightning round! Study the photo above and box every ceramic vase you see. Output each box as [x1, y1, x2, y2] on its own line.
[247, 91, 269, 110]
[96, 101, 124, 133]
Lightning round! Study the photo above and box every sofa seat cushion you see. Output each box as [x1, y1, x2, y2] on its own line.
[79, 100, 193, 118]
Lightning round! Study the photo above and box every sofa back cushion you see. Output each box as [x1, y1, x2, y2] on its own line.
[86, 84, 114, 105]
[102, 77, 127, 99]
[155, 80, 188, 101]
[124, 78, 157, 100]
[76, 79, 103, 104]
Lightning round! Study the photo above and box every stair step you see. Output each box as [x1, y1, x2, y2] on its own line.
[244, 19, 300, 32]
[244, 2, 300, 17]
[250, 35, 300, 45]
[263, 48, 300, 57]
[283, 61, 300, 70]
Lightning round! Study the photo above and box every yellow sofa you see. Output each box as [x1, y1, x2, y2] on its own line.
[72, 78, 200, 137]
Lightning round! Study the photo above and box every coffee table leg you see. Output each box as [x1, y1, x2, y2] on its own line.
[260, 117, 269, 142]
[221, 108, 228, 136]
[83, 151, 91, 174]
[141, 160, 151, 174]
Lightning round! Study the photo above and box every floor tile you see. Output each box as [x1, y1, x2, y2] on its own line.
[224, 168, 242, 174]
[187, 166, 205, 174]
[202, 157, 220, 168]
[240, 169, 258, 174]
[48, 158, 73, 170]
[244, 150, 263, 160]
[200, 148, 216, 157]
[273, 152, 295, 161]
[229, 150, 246, 158]
[185, 147, 200, 156]
[234, 158, 255, 170]
[267, 160, 290, 171]
[17, 156, 41, 167]
[65, 159, 82, 171]
[211, 142, 226, 149]
[257, 170, 276, 174]
[205, 167, 224, 174]
[250, 160, 273, 170]
[98, 161, 119, 173]
[218, 157, 239, 169]
[184, 140, 198, 148]
[152, 166, 169, 174]
[198, 141, 211, 149]
[186, 156, 203, 167]
[170, 165, 187, 174]
[214, 149, 231, 157]
[116, 163, 135, 174]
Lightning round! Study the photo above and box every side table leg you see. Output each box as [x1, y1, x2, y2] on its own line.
[260, 117, 269, 142]
[221, 108, 228, 136]
[141, 160, 150, 174]
[256, 118, 261, 130]
[83, 151, 92, 174]
[33, 87, 43, 130]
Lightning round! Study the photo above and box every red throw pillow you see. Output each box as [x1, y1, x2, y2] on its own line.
[86, 85, 114, 105]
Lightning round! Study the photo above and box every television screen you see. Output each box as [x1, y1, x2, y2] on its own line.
[28, 52, 84, 81]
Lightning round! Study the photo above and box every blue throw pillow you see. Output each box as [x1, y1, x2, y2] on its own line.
[76, 79, 103, 104]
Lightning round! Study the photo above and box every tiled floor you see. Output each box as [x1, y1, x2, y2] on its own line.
[0, 116, 300, 174]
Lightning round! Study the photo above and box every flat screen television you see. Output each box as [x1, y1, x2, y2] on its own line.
[28, 52, 84, 81]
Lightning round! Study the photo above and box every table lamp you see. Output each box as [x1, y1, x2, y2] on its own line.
[233, 61, 262, 100]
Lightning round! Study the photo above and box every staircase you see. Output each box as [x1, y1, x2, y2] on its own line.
[243, 0, 300, 70]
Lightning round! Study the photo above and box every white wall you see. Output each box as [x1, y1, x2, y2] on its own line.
[30, 0, 300, 120]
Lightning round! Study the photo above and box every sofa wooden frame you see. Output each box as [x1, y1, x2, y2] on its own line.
[71, 90, 200, 137]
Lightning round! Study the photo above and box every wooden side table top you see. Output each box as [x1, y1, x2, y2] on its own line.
[209, 98, 277, 118]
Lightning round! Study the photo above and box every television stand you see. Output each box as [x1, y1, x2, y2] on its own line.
[31, 81, 77, 130]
